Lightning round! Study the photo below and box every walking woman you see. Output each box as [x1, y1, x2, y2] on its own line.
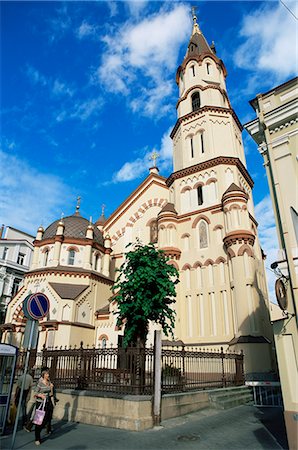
[34, 368, 54, 445]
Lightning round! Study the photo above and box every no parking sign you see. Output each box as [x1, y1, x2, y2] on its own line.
[23, 293, 49, 320]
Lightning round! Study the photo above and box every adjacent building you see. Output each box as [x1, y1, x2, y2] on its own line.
[245, 77, 298, 450]
[0, 226, 34, 325]
[2, 14, 274, 378]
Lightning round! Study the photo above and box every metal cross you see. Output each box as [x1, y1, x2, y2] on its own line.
[101, 204, 106, 216]
[191, 6, 198, 24]
[76, 196, 81, 212]
[149, 151, 160, 167]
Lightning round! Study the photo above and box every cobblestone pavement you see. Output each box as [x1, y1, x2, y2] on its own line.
[1, 405, 288, 450]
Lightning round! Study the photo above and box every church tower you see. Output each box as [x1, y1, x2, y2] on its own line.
[167, 11, 273, 375]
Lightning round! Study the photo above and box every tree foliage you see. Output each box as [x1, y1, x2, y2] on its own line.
[112, 241, 179, 347]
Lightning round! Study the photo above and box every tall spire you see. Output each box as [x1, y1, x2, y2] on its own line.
[191, 6, 201, 35]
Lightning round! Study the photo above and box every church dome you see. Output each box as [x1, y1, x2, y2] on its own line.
[42, 215, 104, 246]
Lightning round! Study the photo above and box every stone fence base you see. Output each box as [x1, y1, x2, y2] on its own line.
[50, 389, 210, 431]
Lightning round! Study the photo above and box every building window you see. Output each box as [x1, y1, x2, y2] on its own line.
[190, 137, 194, 158]
[199, 221, 208, 249]
[12, 278, 21, 297]
[197, 186, 203, 206]
[201, 133, 205, 154]
[68, 249, 76, 265]
[17, 252, 25, 265]
[44, 250, 49, 266]
[2, 247, 9, 260]
[150, 219, 158, 244]
[192, 92, 200, 111]
[191, 65, 195, 77]
[206, 63, 212, 75]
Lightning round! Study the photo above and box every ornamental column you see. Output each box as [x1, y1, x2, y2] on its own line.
[31, 226, 44, 270]
[102, 234, 111, 277]
[84, 224, 93, 270]
[52, 220, 65, 266]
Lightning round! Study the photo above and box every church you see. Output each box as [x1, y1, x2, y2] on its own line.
[2, 13, 273, 376]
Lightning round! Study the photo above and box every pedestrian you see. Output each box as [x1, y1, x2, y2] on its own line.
[33, 368, 55, 445]
[14, 369, 34, 427]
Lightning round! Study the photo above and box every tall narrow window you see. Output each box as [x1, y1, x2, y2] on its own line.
[201, 133, 205, 154]
[12, 278, 21, 297]
[192, 92, 200, 111]
[191, 65, 195, 77]
[197, 186, 203, 206]
[150, 219, 158, 243]
[199, 221, 208, 249]
[17, 252, 25, 265]
[206, 63, 211, 75]
[44, 250, 49, 266]
[190, 137, 194, 158]
[68, 249, 76, 265]
[2, 247, 8, 260]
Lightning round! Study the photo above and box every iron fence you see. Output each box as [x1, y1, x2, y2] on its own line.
[16, 344, 244, 395]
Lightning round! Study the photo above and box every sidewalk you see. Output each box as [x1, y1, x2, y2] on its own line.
[1, 405, 288, 450]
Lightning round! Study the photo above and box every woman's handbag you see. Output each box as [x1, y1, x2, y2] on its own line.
[32, 399, 46, 425]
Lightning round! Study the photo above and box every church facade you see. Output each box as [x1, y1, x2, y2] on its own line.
[2, 15, 273, 376]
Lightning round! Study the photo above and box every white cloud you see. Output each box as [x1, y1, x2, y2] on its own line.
[26, 65, 48, 87]
[95, 4, 190, 117]
[234, 2, 297, 82]
[112, 127, 173, 183]
[0, 149, 73, 235]
[52, 79, 74, 97]
[106, 2, 118, 18]
[56, 96, 104, 122]
[76, 21, 99, 39]
[126, 1, 148, 17]
[255, 195, 279, 301]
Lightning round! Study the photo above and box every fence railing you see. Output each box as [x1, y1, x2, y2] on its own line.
[16, 344, 244, 395]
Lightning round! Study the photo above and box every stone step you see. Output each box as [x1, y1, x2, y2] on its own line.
[212, 395, 253, 410]
[208, 386, 253, 410]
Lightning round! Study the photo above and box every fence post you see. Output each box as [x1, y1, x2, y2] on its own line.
[153, 330, 162, 426]
[235, 350, 244, 385]
[221, 346, 226, 388]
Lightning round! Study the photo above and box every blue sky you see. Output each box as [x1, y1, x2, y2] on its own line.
[1, 1, 297, 295]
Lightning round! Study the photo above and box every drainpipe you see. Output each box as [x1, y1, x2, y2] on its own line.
[256, 94, 298, 327]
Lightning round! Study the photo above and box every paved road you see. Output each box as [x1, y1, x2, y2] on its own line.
[1, 405, 288, 450]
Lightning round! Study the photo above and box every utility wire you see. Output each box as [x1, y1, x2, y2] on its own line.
[279, 0, 298, 20]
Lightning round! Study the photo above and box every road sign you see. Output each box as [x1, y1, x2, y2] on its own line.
[26, 293, 50, 320]
[22, 294, 33, 319]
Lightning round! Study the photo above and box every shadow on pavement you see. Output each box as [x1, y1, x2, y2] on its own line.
[254, 407, 289, 450]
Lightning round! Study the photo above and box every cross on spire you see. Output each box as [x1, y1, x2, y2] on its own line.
[149, 151, 159, 167]
[101, 204, 106, 217]
[75, 196, 81, 214]
[191, 6, 197, 24]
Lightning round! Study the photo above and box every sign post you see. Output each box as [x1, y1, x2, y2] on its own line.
[11, 293, 49, 450]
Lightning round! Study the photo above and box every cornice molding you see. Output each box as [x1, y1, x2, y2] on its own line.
[166, 157, 253, 188]
[176, 84, 231, 109]
[24, 267, 114, 285]
[170, 105, 243, 139]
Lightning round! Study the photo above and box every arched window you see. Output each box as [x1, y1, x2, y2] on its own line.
[199, 221, 208, 249]
[68, 249, 76, 265]
[94, 253, 101, 272]
[190, 65, 195, 77]
[44, 249, 49, 266]
[192, 92, 200, 111]
[197, 185, 203, 206]
[206, 62, 212, 75]
[150, 219, 158, 243]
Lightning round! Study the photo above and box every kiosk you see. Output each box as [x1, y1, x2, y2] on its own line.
[0, 344, 18, 435]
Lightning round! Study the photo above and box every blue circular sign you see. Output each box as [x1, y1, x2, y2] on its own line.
[26, 293, 50, 320]
[23, 294, 33, 319]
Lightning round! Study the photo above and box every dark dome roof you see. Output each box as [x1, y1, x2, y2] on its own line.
[42, 215, 104, 245]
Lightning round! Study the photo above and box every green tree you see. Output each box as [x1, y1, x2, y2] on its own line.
[112, 241, 179, 347]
